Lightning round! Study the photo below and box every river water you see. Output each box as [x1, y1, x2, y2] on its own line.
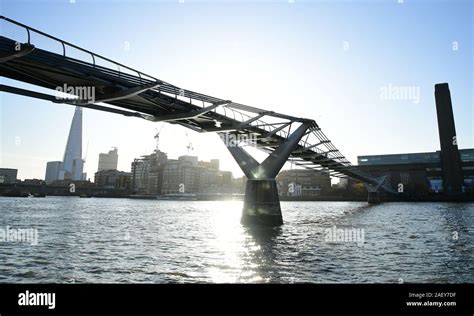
[0, 197, 472, 283]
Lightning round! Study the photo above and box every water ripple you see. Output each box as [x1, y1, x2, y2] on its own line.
[0, 197, 473, 283]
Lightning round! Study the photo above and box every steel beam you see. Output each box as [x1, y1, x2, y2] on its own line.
[0, 43, 35, 63]
[149, 100, 229, 122]
[293, 140, 331, 153]
[72, 82, 162, 105]
[264, 121, 292, 139]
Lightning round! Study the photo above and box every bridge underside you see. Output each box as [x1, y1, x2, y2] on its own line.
[0, 16, 396, 226]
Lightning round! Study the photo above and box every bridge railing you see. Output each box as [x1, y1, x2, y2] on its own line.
[0, 15, 158, 84]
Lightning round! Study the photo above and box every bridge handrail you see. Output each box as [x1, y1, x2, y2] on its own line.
[0, 15, 157, 84]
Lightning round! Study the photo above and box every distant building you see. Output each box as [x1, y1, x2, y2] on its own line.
[0, 168, 18, 184]
[198, 168, 232, 194]
[357, 84, 474, 197]
[180, 155, 199, 166]
[357, 149, 474, 195]
[218, 171, 232, 193]
[23, 179, 45, 185]
[337, 178, 349, 189]
[131, 150, 168, 194]
[161, 156, 232, 194]
[45, 107, 86, 183]
[131, 148, 232, 195]
[162, 156, 199, 193]
[198, 159, 219, 171]
[276, 169, 331, 197]
[59, 107, 86, 181]
[232, 176, 247, 194]
[94, 169, 131, 189]
[98, 148, 118, 172]
[45, 161, 62, 184]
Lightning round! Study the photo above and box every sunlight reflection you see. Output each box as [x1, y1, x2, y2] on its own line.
[207, 200, 283, 283]
[208, 201, 247, 283]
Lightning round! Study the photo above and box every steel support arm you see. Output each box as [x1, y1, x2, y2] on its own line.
[222, 121, 312, 179]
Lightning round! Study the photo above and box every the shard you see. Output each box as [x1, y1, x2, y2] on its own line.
[59, 107, 86, 181]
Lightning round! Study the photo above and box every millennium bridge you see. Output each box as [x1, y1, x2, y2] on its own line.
[0, 16, 396, 226]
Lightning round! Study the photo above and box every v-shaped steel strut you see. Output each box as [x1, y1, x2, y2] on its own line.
[222, 122, 313, 225]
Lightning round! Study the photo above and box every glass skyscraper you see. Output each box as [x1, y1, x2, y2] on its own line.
[46, 106, 86, 182]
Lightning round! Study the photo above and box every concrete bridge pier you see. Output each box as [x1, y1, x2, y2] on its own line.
[367, 191, 381, 204]
[242, 179, 282, 226]
[364, 176, 386, 205]
[222, 121, 313, 226]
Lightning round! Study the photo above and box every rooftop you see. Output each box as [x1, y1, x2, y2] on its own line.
[357, 148, 474, 166]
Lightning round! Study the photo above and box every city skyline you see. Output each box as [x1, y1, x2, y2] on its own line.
[1, 0, 472, 181]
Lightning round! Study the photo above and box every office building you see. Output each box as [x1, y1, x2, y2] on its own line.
[98, 148, 118, 171]
[276, 169, 331, 197]
[0, 168, 18, 184]
[131, 150, 168, 194]
[357, 84, 474, 196]
[358, 149, 474, 195]
[161, 156, 232, 194]
[45, 161, 62, 184]
[94, 169, 131, 189]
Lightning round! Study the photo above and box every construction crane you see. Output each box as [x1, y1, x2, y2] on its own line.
[185, 131, 194, 155]
[154, 123, 165, 152]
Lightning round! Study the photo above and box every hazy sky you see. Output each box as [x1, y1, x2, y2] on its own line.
[1, 0, 472, 180]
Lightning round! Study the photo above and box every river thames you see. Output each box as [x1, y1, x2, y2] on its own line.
[0, 197, 473, 283]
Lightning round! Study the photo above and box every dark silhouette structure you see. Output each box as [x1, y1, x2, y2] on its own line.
[434, 83, 464, 195]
